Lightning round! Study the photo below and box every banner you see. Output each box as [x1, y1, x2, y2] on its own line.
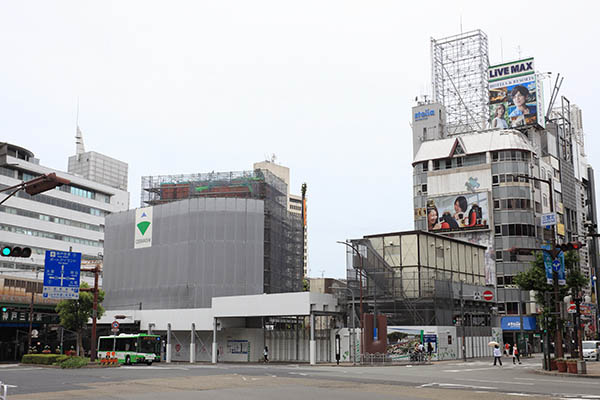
[426, 192, 489, 233]
[489, 58, 541, 129]
[134, 207, 153, 249]
[541, 245, 566, 285]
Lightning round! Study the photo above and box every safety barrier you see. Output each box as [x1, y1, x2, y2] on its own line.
[0, 380, 8, 400]
[100, 351, 119, 366]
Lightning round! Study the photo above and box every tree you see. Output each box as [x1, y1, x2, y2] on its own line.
[514, 250, 587, 333]
[55, 282, 105, 356]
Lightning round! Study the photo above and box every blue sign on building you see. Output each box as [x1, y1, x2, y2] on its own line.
[43, 251, 81, 299]
[501, 316, 537, 331]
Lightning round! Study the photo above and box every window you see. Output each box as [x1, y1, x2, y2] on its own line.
[495, 251, 502, 261]
[494, 200, 500, 209]
[499, 174, 506, 183]
[492, 175, 499, 185]
[422, 161, 428, 172]
[497, 276, 504, 286]
[543, 194, 548, 207]
[456, 157, 463, 167]
[495, 225, 501, 235]
[433, 160, 440, 170]
[421, 184, 427, 193]
[444, 159, 452, 169]
[492, 152, 499, 162]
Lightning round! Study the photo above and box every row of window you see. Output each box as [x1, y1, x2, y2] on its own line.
[495, 249, 536, 262]
[491, 150, 530, 162]
[0, 224, 102, 248]
[2, 169, 112, 203]
[493, 198, 532, 210]
[425, 154, 487, 172]
[0, 184, 108, 217]
[0, 205, 103, 232]
[494, 223, 536, 237]
[492, 174, 529, 185]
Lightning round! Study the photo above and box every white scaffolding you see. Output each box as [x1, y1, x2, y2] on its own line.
[431, 30, 489, 136]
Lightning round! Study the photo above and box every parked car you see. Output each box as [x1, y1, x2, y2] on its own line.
[582, 341, 600, 361]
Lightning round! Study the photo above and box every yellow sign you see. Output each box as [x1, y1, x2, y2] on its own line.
[557, 223, 565, 236]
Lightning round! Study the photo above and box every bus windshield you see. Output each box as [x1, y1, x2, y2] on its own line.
[140, 336, 161, 355]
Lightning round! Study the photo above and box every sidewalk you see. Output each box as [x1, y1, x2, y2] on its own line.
[534, 359, 600, 378]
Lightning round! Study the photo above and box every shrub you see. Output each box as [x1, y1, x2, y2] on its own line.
[58, 356, 89, 369]
[22, 354, 64, 365]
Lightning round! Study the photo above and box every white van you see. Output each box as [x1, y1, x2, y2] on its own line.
[582, 341, 600, 361]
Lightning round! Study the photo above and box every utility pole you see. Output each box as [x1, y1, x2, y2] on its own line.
[519, 174, 563, 359]
[80, 261, 101, 362]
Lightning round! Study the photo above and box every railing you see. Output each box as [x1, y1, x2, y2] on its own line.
[360, 352, 431, 366]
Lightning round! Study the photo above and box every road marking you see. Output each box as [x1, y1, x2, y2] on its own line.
[461, 378, 534, 386]
[419, 382, 498, 390]
[515, 377, 600, 385]
[120, 366, 189, 370]
[0, 364, 19, 368]
[241, 376, 247, 381]
[505, 393, 535, 397]
[288, 372, 308, 376]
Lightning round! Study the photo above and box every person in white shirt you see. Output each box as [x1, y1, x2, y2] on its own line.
[493, 345, 503, 366]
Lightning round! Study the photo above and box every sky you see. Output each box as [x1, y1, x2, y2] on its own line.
[1, 1, 599, 279]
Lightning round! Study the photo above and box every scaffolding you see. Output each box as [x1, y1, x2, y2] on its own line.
[431, 30, 489, 136]
[140, 169, 303, 294]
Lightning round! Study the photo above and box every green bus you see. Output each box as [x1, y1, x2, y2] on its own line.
[98, 333, 162, 365]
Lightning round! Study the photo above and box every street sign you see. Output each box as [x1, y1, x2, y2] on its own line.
[473, 291, 481, 300]
[483, 290, 494, 301]
[541, 213, 557, 226]
[568, 303, 576, 314]
[112, 321, 120, 329]
[43, 251, 81, 299]
[552, 259, 561, 272]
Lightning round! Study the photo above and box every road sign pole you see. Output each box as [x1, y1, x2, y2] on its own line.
[81, 263, 101, 362]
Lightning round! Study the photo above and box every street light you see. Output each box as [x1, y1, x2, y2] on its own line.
[337, 240, 365, 356]
[517, 173, 565, 359]
[332, 285, 357, 365]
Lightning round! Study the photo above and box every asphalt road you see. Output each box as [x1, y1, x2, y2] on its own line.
[1, 355, 600, 399]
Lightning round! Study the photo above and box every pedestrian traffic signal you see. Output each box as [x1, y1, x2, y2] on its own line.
[1, 306, 7, 313]
[558, 241, 584, 252]
[1, 246, 32, 257]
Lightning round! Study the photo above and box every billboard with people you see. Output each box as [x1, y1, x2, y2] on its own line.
[489, 58, 542, 129]
[426, 192, 489, 233]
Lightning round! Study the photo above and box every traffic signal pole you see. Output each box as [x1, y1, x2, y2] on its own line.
[80, 263, 101, 362]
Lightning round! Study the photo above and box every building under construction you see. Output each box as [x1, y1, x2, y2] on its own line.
[140, 169, 303, 294]
[344, 230, 494, 333]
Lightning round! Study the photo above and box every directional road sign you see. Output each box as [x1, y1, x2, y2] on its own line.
[541, 213, 557, 226]
[43, 251, 81, 299]
[552, 259, 561, 272]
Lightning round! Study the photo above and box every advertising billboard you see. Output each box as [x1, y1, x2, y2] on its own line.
[426, 192, 489, 233]
[489, 58, 541, 129]
[134, 207, 153, 249]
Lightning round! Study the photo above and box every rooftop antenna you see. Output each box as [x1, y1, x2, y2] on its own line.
[75, 98, 85, 156]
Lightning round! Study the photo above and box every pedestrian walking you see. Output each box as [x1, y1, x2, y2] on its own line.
[263, 346, 269, 363]
[427, 342, 433, 360]
[493, 345, 503, 366]
[504, 342, 510, 357]
[512, 344, 521, 364]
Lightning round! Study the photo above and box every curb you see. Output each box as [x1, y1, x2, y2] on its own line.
[532, 368, 600, 379]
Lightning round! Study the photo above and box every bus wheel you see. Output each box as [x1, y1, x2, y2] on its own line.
[146, 360, 153, 366]
[125, 355, 131, 365]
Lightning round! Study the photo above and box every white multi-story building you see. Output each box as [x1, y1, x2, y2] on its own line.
[0, 142, 129, 280]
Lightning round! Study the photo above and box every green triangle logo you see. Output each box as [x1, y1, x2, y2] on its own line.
[137, 221, 151, 235]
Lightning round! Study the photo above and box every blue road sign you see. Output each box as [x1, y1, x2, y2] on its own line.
[541, 245, 566, 285]
[43, 251, 81, 299]
[552, 259, 561, 272]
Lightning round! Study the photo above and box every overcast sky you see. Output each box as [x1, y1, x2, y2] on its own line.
[2, 1, 599, 279]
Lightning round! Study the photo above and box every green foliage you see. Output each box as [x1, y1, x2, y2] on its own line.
[21, 354, 65, 365]
[514, 250, 588, 331]
[303, 278, 310, 292]
[55, 282, 105, 333]
[58, 356, 90, 369]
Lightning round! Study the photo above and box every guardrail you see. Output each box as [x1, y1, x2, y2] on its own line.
[360, 353, 431, 365]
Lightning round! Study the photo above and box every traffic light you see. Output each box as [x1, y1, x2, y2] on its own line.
[1, 306, 7, 313]
[558, 241, 584, 252]
[1, 246, 32, 257]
